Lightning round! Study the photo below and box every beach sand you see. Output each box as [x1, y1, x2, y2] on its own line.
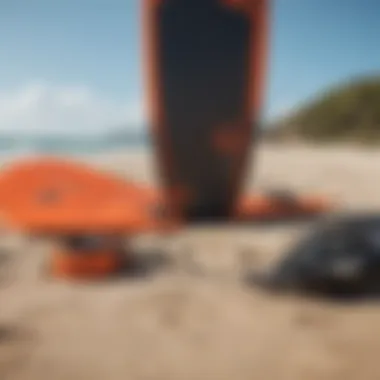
[1, 143, 380, 380]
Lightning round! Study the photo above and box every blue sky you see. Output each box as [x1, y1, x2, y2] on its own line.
[0, 0, 379, 133]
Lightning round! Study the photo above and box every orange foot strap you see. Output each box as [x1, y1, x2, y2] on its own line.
[49, 235, 127, 280]
[51, 248, 125, 279]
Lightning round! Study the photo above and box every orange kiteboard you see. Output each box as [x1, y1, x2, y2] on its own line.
[0, 156, 331, 279]
[0, 157, 176, 279]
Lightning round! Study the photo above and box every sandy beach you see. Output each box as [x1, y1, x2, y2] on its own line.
[1, 143, 380, 380]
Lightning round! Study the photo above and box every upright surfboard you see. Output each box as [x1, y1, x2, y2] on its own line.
[143, 0, 268, 221]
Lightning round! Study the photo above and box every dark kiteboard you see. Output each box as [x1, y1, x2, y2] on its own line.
[143, 0, 268, 221]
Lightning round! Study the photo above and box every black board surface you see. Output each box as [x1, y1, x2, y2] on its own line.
[144, 0, 268, 221]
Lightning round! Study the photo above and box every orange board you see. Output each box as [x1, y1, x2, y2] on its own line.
[0, 158, 171, 234]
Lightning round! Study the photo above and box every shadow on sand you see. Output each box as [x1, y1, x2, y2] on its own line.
[117, 249, 174, 280]
[113, 213, 332, 283]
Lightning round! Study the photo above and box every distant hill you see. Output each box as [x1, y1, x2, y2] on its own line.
[267, 75, 380, 144]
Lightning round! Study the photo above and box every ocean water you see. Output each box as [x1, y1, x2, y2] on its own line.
[0, 132, 150, 161]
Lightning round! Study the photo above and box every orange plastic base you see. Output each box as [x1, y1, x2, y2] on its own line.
[50, 248, 124, 279]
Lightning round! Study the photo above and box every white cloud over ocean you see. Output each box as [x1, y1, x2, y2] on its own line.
[0, 81, 146, 135]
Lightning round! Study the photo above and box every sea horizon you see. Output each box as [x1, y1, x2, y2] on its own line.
[0, 129, 151, 162]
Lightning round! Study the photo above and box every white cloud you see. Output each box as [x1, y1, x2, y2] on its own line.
[0, 81, 146, 135]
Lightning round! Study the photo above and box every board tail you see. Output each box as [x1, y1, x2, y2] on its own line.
[143, 0, 269, 221]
